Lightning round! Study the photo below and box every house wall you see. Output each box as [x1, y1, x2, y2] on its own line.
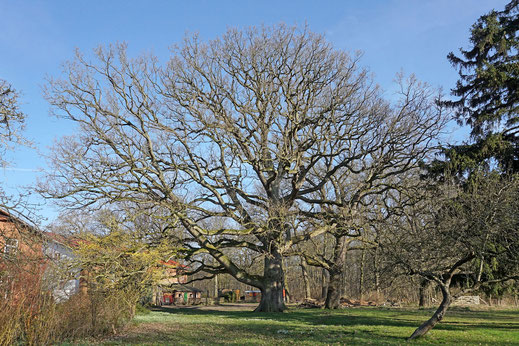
[0, 210, 80, 302]
[163, 266, 188, 284]
[0, 211, 45, 301]
[0, 212, 43, 264]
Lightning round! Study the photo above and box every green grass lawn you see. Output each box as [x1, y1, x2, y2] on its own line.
[91, 305, 519, 345]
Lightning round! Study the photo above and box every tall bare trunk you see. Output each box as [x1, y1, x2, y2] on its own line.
[324, 235, 348, 309]
[214, 274, 220, 304]
[321, 237, 328, 299]
[283, 269, 291, 304]
[409, 283, 451, 340]
[300, 258, 312, 300]
[321, 268, 328, 299]
[373, 246, 380, 298]
[359, 247, 365, 300]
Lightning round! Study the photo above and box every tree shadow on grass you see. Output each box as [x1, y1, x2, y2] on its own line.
[105, 329, 401, 346]
[152, 306, 417, 329]
[109, 311, 405, 345]
[97, 307, 519, 345]
[151, 305, 519, 332]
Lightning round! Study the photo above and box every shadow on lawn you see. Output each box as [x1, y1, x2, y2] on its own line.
[111, 307, 406, 345]
[152, 305, 398, 328]
[151, 305, 519, 332]
[99, 307, 519, 345]
[107, 327, 400, 346]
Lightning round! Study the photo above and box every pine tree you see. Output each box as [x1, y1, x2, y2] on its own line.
[445, 0, 519, 173]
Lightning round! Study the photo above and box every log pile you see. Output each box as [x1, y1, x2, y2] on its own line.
[340, 298, 378, 307]
[452, 296, 480, 306]
[297, 299, 322, 308]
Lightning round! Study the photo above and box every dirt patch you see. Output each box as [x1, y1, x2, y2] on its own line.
[128, 322, 181, 334]
[103, 322, 182, 344]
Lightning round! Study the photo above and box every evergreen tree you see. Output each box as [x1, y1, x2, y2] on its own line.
[444, 0, 519, 174]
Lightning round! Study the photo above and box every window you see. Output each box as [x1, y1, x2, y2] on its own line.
[50, 249, 61, 260]
[4, 238, 18, 255]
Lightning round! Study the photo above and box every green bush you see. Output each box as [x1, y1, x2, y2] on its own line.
[135, 303, 151, 315]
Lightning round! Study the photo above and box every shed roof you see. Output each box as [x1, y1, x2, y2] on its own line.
[160, 283, 202, 293]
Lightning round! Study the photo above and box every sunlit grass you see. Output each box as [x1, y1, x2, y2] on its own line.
[79, 305, 519, 345]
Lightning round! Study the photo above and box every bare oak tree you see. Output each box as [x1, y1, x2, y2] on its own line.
[42, 25, 444, 312]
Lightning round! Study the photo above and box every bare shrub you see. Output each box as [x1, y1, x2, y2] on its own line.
[0, 271, 138, 344]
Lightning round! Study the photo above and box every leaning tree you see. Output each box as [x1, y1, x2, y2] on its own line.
[42, 25, 444, 312]
[382, 173, 519, 339]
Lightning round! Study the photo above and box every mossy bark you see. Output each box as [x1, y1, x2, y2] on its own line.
[325, 270, 341, 309]
[255, 250, 286, 312]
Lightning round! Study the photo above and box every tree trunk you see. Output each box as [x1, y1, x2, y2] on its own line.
[408, 283, 452, 340]
[214, 274, 220, 305]
[255, 250, 286, 312]
[325, 270, 341, 309]
[324, 235, 348, 309]
[129, 302, 136, 320]
[418, 279, 430, 308]
[283, 258, 291, 304]
[300, 258, 312, 300]
[283, 280, 291, 304]
[214, 274, 218, 297]
[359, 247, 365, 301]
[373, 246, 380, 299]
[321, 268, 328, 299]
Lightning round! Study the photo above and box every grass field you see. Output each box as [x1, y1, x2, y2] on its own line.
[89, 304, 519, 345]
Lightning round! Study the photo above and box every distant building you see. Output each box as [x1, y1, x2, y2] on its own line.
[153, 260, 202, 305]
[42, 232, 80, 302]
[244, 290, 261, 302]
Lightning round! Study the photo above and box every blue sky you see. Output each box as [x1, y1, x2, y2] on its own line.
[0, 0, 510, 223]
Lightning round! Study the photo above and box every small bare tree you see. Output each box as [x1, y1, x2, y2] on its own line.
[382, 173, 519, 339]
